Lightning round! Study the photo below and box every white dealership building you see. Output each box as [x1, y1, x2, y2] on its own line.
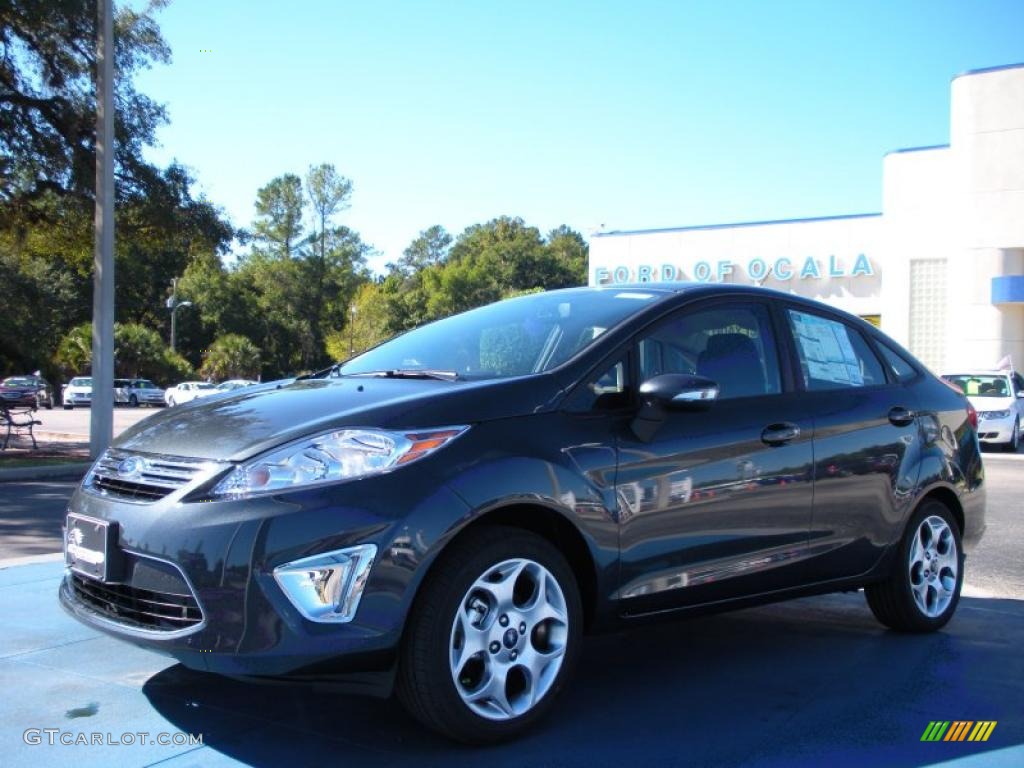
[589, 63, 1024, 373]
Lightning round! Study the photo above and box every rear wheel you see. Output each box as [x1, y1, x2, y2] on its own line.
[865, 500, 963, 632]
[64, 403, 73, 410]
[397, 526, 582, 743]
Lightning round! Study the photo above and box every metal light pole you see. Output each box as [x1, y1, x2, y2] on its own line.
[167, 278, 192, 353]
[89, 0, 115, 459]
[348, 304, 358, 357]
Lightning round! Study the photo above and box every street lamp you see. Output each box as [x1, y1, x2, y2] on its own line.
[166, 278, 192, 353]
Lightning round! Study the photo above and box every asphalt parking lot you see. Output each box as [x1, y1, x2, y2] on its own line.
[1, 455, 1022, 767]
[28, 406, 158, 440]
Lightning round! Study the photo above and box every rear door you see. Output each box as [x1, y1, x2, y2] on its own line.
[780, 304, 921, 581]
[616, 298, 815, 614]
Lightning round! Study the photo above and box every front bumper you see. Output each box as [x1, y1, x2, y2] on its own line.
[977, 416, 1014, 443]
[58, 464, 471, 679]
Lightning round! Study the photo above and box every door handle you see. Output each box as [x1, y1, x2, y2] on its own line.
[888, 406, 915, 427]
[761, 422, 800, 446]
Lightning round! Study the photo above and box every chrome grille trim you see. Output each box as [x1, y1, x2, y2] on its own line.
[84, 448, 226, 503]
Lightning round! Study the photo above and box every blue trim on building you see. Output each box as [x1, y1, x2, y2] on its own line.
[954, 62, 1024, 80]
[885, 144, 949, 156]
[992, 276, 1024, 304]
[593, 212, 882, 239]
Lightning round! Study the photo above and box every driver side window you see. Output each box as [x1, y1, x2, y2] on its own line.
[638, 303, 781, 399]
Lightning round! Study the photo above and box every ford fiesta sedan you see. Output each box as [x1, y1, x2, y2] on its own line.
[60, 284, 985, 742]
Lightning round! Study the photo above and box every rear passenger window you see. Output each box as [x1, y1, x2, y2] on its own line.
[787, 309, 886, 390]
[876, 341, 918, 382]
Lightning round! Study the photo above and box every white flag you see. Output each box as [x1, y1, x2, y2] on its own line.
[995, 355, 1013, 371]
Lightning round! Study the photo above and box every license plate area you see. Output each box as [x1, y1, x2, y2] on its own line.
[65, 513, 119, 581]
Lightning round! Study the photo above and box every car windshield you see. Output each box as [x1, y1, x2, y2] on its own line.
[2, 377, 35, 387]
[337, 288, 660, 381]
[69, 378, 92, 387]
[944, 374, 1011, 397]
[114, 379, 130, 387]
[196, 383, 216, 390]
[135, 380, 156, 388]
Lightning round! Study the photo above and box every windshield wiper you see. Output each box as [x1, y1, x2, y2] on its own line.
[351, 369, 460, 381]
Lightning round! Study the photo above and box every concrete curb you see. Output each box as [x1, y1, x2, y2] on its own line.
[0, 462, 89, 482]
[34, 430, 89, 442]
[983, 451, 1024, 462]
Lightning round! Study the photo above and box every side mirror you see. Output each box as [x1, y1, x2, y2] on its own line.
[630, 374, 719, 442]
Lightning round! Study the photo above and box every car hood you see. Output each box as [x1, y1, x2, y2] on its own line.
[112, 374, 566, 462]
[969, 395, 1015, 413]
[0, 385, 35, 394]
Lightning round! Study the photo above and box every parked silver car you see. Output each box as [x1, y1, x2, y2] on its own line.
[114, 379, 167, 408]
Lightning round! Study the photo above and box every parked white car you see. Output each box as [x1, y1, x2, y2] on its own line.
[164, 381, 218, 407]
[943, 370, 1024, 451]
[62, 376, 93, 409]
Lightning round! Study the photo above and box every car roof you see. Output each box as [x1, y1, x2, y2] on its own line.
[942, 370, 1011, 375]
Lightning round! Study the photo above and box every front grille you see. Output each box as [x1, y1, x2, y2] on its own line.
[70, 573, 202, 632]
[86, 449, 219, 503]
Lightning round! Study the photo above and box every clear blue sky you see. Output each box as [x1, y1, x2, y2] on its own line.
[135, 0, 1024, 272]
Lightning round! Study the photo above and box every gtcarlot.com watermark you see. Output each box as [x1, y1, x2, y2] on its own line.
[24, 729, 202, 747]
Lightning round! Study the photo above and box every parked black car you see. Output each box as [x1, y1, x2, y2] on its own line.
[59, 284, 985, 742]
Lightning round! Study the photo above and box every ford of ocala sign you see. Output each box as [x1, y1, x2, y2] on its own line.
[594, 254, 875, 285]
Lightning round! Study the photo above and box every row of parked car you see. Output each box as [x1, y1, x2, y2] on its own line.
[0, 374, 257, 410]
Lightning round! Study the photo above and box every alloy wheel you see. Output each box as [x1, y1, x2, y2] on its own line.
[907, 515, 958, 618]
[449, 558, 569, 721]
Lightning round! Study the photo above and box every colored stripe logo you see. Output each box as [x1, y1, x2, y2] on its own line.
[921, 721, 997, 742]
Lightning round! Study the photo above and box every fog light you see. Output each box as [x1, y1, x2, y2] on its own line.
[273, 544, 377, 623]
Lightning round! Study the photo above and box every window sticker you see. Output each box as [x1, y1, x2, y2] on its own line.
[790, 311, 864, 386]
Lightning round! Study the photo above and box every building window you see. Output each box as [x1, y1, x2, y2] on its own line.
[909, 259, 947, 372]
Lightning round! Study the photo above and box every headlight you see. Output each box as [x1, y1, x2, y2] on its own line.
[210, 426, 468, 499]
[980, 410, 1010, 420]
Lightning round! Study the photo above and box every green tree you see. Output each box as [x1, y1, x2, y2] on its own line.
[114, 323, 167, 378]
[200, 334, 261, 380]
[252, 174, 304, 258]
[1, 0, 172, 210]
[390, 225, 451, 275]
[306, 163, 353, 263]
[53, 323, 93, 377]
[53, 321, 192, 385]
[326, 281, 391, 359]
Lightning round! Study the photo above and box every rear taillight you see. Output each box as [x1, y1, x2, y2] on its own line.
[966, 400, 978, 429]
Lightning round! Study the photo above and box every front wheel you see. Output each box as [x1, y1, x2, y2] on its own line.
[397, 526, 582, 743]
[865, 500, 963, 632]
[1004, 419, 1020, 453]
[129, 394, 138, 408]
[64, 403, 73, 410]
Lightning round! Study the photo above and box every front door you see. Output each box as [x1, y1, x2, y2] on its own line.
[616, 299, 815, 616]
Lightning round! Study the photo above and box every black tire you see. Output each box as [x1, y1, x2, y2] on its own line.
[129, 394, 138, 407]
[64, 404, 73, 410]
[396, 525, 583, 744]
[1003, 419, 1019, 453]
[45, 399, 52, 410]
[865, 500, 964, 632]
